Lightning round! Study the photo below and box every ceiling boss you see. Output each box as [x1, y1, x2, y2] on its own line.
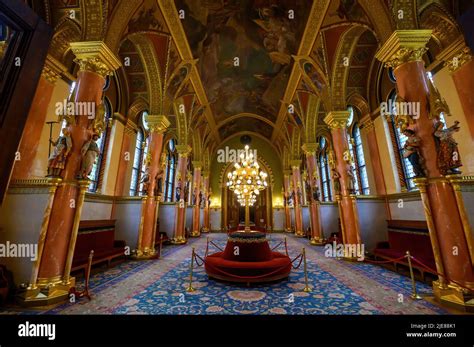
[226, 145, 268, 231]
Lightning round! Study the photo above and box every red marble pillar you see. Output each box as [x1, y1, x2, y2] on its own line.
[202, 172, 210, 233]
[291, 161, 304, 237]
[302, 143, 324, 245]
[190, 162, 202, 237]
[20, 42, 121, 306]
[361, 118, 387, 195]
[12, 56, 65, 179]
[283, 171, 292, 232]
[135, 115, 170, 258]
[444, 43, 474, 138]
[377, 30, 474, 310]
[113, 119, 134, 197]
[324, 111, 361, 250]
[171, 145, 191, 244]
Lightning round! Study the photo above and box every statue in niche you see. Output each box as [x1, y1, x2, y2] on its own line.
[331, 168, 341, 195]
[175, 179, 182, 201]
[79, 133, 100, 179]
[47, 128, 72, 177]
[140, 167, 151, 195]
[199, 191, 203, 208]
[346, 168, 356, 195]
[434, 120, 462, 175]
[296, 187, 303, 205]
[312, 184, 320, 202]
[154, 168, 164, 197]
[402, 129, 425, 177]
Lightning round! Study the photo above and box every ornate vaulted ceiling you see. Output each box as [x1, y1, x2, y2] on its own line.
[36, 0, 471, 160]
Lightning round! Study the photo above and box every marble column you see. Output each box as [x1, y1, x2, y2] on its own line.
[440, 39, 474, 138]
[190, 161, 202, 237]
[360, 117, 387, 195]
[12, 55, 66, 180]
[290, 160, 304, 237]
[324, 111, 361, 252]
[171, 145, 191, 244]
[113, 118, 135, 196]
[377, 30, 474, 311]
[201, 171, 210, 233]
[283, 170, 292, 232]
[19, 41, 121, 306]
[302, 143, 324, 245]
[135, 115, 170, 259]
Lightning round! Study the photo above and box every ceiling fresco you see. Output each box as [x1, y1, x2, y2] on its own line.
[176, 0, 311, 125]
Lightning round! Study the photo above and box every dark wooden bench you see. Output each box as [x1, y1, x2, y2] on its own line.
[72, 220, 127, 275]
[373, 220, 436, 280]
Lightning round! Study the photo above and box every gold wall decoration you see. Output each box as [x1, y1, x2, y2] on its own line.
[146, 114, 171, 134]
[324, 111, 351, 130]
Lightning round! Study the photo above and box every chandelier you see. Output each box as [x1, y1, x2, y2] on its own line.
[226, 145, 268, 230]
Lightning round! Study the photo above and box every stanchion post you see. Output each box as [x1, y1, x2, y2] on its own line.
[186, 247, 196, 292]
[158, 234, 163, 259]
[406, 251, 422, 300]
[302, 247, 311, 292]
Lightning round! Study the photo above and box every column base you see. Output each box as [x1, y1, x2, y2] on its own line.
[295, 231, 305, 238]
[201, 227, 210, 233]
[190, 230, 201, 237]
[285, 228, 293, 233]
[309, 237, 325, 246]
[342, 256, 360, 262]
[16, 277, 75, 307]
[433, 280, 474, 313]
[133, 248, 158, 260]
[171, 236, 187, 245]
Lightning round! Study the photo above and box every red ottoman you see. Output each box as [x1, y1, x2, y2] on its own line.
[204, 231, 292, 283]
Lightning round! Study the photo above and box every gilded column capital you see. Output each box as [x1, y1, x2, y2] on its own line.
[283, 169, 292, 177]
[176, 144, 192, 157]
[375, 30, 432, 69]
[290, 160, 302, 170]
[145, 114, 170, 134]
[70, 41, 122, 77]
[192, 161, 202, 170]
[201, 170, 209, 178]
[324, 111, 351, 130]
[438, 38, 473, 73]
[359, 116, 375, 132]
[301, 143, 319, 156]
[41, 55, 67, 84]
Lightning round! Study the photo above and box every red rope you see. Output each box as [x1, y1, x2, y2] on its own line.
[364, 255, 408, 264]
[203, 260, 292, 280]
[271, 241, 283, 251]
[410, 256, 474, 293]
[193, 252, 205, 267]
[291, 253, 304, 269]
[209, 240, 224, 252]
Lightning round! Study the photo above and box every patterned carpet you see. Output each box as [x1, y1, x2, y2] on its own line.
[2, 233, 448, 315]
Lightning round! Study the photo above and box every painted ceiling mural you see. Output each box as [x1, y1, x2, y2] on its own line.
[176, 0, 311, 125]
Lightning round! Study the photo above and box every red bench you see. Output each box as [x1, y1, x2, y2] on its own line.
[373, 220, 436, 280]
[72, 220, 126, 275]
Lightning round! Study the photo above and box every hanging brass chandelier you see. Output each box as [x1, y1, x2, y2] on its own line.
[226, 145, 268, 230]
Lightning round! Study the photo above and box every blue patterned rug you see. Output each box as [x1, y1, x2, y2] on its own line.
[31, 233, 446, 315]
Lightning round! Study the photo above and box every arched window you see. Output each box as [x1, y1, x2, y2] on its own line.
[164, 139, 177, 202]
[130, 127, 146, 196]
[318, 136, 332, 202]
[387, 90, 416, 190]
[352, 124, 370, 195]
[88, 98, 111, 192]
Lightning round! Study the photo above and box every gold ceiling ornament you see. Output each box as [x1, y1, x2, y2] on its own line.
[70, 41, 121, 77]
[324, 111, 351, 130]
[176, 144, 192, 157]
[145, 114, 170, 134]
[0, 41, 6, 59]
[271, 0, 331, 142]
[41, 55, 67, 84]
[375, 30, 432, 70]
[437, 38, 472, 73]
[301, 143, 319, 156]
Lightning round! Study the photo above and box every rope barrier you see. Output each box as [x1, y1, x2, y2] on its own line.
[363, 255, 408, 264]
[209, 240, 224, 252]
[291, 253, 304, 269]
[271, 241, 283, 251]
[410, 256, 474, 293]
